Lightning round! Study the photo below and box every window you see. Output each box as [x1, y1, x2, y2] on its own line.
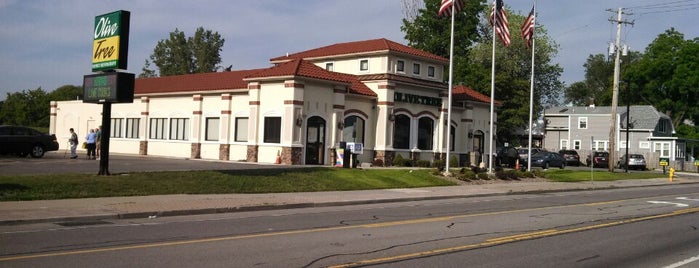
[578, 117, 588, 129]
[169, 118, 189, 141]
[413, 63, 420, 75]
[110, 118, 123, 138]
[427, 66, 435, 78]
[125, 118, 140, 139]
[654, 142, 671, 157]
[343, 116, 365, 143]
[325, 62, 333, 71]
[149, 118, 167, 140]
[417, 117, 434, 150]
[393, 114, 411, 149]
[359, 59, 368, 71]
[396, 60, 405, 73]
[658, 120, 667, 133]
[263, 117, 281, 143]
[205, 117, 220, 141]
[593, 140, 609, 151]
[639, 141, 650, 149]
[573, 140, 581, 150]
[560, 139, 569, 150]
[235, 117, 248, 142]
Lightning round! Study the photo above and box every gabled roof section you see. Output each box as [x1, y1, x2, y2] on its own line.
[452, 85, 500, 105]
[270, 38, 448, 64]
[135, 69, 262, 95]
[246, 59, 376, 97]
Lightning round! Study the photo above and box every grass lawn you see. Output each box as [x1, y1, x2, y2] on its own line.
[543, 169, 665, 182]
[0, 168, 455, 201]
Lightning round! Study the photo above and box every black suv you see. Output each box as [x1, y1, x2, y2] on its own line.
[586, 151, 610, 168]
[558, 149, 581, 166]
[0, 125, 59, 158]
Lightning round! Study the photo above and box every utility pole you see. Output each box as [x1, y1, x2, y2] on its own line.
[607, 7, 633, 172]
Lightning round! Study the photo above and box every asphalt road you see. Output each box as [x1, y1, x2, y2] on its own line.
[1, 184, 698, 267]
[0, 151, 296, 175]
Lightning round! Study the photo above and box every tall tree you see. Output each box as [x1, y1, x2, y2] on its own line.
[0, 88, 49, 127]
[625, 28, 699, 129]
[401, 0, 486, 84]
[461, 4, 563, 144]
[142, 27, 225, 77]
[190, 27, 225, 73]
[49, 85, 82, 101]
[564, 52, 641, 106]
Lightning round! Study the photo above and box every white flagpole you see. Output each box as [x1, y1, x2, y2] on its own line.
[488, 0, 497, 174]
[444, 1, 455, 176]
[527, 1, 536, 171]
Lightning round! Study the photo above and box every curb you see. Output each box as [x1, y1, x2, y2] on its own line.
[6, 181, 695, 226]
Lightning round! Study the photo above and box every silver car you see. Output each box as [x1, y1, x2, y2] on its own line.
[618, 154, 647, 170]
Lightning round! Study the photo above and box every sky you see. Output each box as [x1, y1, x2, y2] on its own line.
[0, 0, 697, 101]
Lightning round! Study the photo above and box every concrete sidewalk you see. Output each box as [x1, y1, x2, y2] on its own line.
[1, 174, 698, 225]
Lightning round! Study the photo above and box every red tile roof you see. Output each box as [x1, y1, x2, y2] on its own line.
[270, 38, 448, 63]
[452, 85, 500, 105]
[135, 69, 262, 95]
[246, 59, 376, 97]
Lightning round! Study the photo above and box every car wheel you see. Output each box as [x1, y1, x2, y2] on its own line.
[30, 145, 45, 158]
[543, 162, 549, 169]
[560, 162, 565, 169]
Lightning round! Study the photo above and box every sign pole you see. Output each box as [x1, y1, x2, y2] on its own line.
[98, 102, 111, 175]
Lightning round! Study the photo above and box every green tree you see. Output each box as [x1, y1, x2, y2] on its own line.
[49, 85, 82, 101]
[458, 5, 564, 144]
[0, 88, 50, 127]
[401, 0, 486, 84]
[142, 27, 225, 77]
[564, 52, 642, 106]
[625, 28, 699, 130]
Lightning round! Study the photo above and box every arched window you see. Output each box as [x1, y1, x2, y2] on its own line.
[393, 114, 410, 149]
[343, 116, 365, 143]
[417, 117, 434, 150]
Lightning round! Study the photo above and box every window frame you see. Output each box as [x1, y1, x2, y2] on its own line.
[125, 118, 140, 139]
[169, 118, 189, 141]
[396, 60, 405, 73]
[110, 118, 123, 138]
[263, 117, 282, 143]
[149, 118, 167, 140]
[234, 117, 249, 142]
[392, 114, 411, 149]
[412, 63, 421, 75]
[359, 59, 369, 72]
[578, 117, 588, 129]
[205, 117, 220, 141]
[427, 65, 435, 78]
[417, 117, 434, 150]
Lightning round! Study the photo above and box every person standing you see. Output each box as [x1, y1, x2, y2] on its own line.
[68, 128, 78, 159]
[85, 129, 97, 159]
[95, 126, 101, 160]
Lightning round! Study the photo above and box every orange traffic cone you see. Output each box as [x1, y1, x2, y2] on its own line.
[275, 150, 281, 164]
[515, 159, 520, 170]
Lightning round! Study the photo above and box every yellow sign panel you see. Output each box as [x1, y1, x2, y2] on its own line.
[92, 36, 120, 63]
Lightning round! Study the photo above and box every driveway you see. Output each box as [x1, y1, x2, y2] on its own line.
[0, 151, 295, 175]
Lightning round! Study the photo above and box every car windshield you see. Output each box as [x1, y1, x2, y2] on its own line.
[594, 152, 608, 157]
[532, 152, 548, 158]
[630, 154, 644, 159]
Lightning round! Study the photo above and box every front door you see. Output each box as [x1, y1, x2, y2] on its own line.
[305, 116, 325, 165]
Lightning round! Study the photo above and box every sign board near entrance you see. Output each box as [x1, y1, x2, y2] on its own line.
[92, 10, 130, 72]
[346, 142, 364, 154]
[83, 72, 135, 103]
[659, 158, 670, 166]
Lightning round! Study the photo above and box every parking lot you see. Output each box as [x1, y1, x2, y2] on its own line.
[0, 151, 292, 175]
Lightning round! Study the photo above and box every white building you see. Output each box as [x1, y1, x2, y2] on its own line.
[51, 38, 498, 166]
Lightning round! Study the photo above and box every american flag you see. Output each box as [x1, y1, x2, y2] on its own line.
[521, 6, 535, 48]
[489, 0, 511, 46]
[438, 0, 464, 17]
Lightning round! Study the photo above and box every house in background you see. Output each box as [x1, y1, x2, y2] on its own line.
[543, 105, 685, 169]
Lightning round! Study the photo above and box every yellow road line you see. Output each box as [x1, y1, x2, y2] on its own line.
[0, 194, 691, 262]
[329, 207, 699, 268]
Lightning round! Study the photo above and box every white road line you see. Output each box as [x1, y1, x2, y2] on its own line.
[663, 254, 699, 268]
[676, 197, 699, 202]
[647, 201, 689, 207]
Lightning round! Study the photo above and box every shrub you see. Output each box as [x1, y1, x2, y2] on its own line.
[433, 159, 445, 169]
[450, 155, 459, 168]
[495, 170, 508, 180]
[372, 159, 384, 167]
[533, 169, 546, 178]
[471, 166, 482, 174]
[506, 170, 519, 180]
[516, 170, 534, 178]
[417, 160, 431, 167]
[393, 154, 412, 167]
[456, 170, 476, 181]
[477, 173, 490, 180]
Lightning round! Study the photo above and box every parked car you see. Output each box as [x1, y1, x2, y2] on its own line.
[618, 154, 647, 170]
[558, 149, 581, 166]
[523, 151, 566, 169]
[0, 125, 59, 158]
[586, 151, 610, 168]
[517, 148, 542, 161]
[496, 147, 519, 167]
